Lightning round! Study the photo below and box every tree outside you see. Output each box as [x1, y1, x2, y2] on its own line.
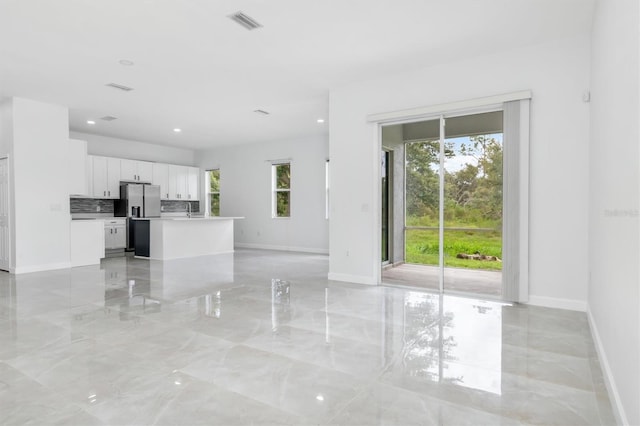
[274, 163, 290, 217]
[405, 134, 503, 271]
[209, 169, 220, 216]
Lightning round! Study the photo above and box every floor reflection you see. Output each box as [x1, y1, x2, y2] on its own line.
[380, 291, 504, 395]
[270, 279, 291, 330]
[200, 292, 222, 318]
[0, 250, 615, 425]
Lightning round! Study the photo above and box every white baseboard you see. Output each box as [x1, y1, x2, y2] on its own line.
[235, 243, 328, 255]
[327, 272, 376, 285]
[587, 307, 627, 426]
[526, 295, 587, 312]
[13, 261, 72, 275]
[149, 250, 236, 261]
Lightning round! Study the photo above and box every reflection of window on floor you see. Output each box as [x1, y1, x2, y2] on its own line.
[206, 169, 220, 216]
[401, 292, 502, 395]
[272, 163, 290, 218]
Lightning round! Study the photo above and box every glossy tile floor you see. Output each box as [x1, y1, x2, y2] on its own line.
[0, 250, 615, 425]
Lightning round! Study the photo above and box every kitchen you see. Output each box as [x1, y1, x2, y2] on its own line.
[69, 138, 242, 267]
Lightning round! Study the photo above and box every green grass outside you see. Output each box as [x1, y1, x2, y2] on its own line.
[405, 228, 503, 271]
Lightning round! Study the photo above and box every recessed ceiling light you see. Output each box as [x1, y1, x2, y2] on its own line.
[87, 120, 96, 125]
[173, 128, 182, 133]
[317, 118, 325, 123]
[119, 59, 134, 66]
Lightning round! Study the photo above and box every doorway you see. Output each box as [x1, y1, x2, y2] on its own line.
[381, 111, 503, 298]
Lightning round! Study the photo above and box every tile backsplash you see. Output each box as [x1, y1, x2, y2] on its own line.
[70, 198, 115, 214]
[70, 198, 199, 214]
[161, 200, 200, 213]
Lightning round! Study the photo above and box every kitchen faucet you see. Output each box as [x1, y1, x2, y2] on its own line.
[186, 202, 191, 218]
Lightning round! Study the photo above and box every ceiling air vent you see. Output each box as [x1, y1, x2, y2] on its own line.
[105, 82, 134, 92]
[254, 109, 270, 115]
[100, 116, 118, 121]
[228, 12, 262, 30]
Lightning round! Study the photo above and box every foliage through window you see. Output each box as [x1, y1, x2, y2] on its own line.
[272, 163, 290, 218]
[207, 169, 220, 216]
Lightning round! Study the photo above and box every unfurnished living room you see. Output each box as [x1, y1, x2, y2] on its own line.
[0, 1, 638, 425]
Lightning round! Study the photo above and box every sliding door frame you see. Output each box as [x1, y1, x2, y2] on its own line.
[373, 91, 530, 301]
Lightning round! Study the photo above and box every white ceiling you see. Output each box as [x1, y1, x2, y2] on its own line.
[0, 0, 595, 150]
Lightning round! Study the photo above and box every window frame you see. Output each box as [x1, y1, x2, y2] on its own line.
[271, 162, 291, 218]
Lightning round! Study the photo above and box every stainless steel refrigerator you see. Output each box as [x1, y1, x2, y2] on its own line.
[115, 183, 161, 250]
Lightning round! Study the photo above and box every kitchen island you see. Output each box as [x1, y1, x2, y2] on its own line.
[133, 217, 243, 260]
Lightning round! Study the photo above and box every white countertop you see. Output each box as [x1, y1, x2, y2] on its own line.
[131, 216, 244, 221]
[72, 214, 243, 222]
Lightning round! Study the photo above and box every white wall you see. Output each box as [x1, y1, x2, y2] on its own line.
[588, 0, 639, 424]
[70, 131, 196, 166]
[5, 98, 71, 273]
[197, 135, 329, 253]
[329, 35, 591, 307]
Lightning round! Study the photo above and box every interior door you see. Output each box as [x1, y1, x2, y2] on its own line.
[0, 158, 9, 271]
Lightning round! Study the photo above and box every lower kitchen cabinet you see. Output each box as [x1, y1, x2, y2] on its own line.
[104, 219, 126, 250]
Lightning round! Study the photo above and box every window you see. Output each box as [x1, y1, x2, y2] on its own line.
[325, 159, 330, 219]
[206, 169, 220, 216]
[272, 163, 290, 218]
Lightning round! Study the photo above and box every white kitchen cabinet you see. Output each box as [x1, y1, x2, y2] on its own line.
[168, 165, 179, 199]
[68, 139, 88, 197]
[104, 219, 126, 249]
[138, 161, 153, 182]
[168, 164, 188, 200]
[120, 159, 136, 182]
[121, 159, 153, 183]
[107, 158, 121, 197]
[91, 156, 120, 199]
[187, 166, 199, 200]
[84, 156, 196, 201]
[152, 163, 170, 200]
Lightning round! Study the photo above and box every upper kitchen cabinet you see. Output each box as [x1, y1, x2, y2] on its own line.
[68, 139, 89, 197]
[152, 163, 170, 200]
[187, 166, 199, 200]
[121, 159, 153, 183]
[138, 161, 153, 182]
[91, 156, 120, 199]
[167, 165, 199, 200]
[168, 164, 187, 200]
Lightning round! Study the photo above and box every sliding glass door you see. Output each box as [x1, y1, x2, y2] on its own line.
[382, 111, 504, 298]
[403, 119, 441, 291]
[443, 112, 503, 297]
